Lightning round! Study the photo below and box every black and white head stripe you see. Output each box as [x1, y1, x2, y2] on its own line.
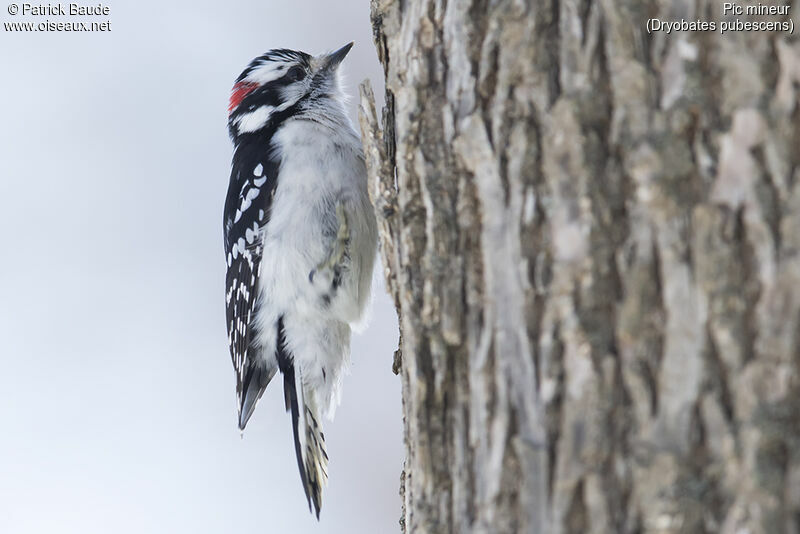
[227, 49, 312, 139]
[227, 44, 353, 139]
[235, 49, 311, 85]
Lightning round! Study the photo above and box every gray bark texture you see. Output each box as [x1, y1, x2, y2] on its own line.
[358, 0, 800, 532]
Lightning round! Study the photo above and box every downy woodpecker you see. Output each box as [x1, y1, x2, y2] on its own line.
[223, 43, 377, 518]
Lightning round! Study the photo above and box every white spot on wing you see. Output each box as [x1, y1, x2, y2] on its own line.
[254, 177, 267, 187]
[254, 163, 263, 176]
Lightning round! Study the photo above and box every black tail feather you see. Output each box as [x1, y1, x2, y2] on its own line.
[277, 316, 323, 519]
[238, 361, 270, 430]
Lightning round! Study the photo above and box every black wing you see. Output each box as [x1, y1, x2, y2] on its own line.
[224, 136, 280, 429]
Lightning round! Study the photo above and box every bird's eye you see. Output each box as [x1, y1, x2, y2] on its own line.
[286, 65, 305, 82]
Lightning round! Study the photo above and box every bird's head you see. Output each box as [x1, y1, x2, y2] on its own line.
[227, 43, 353, 139]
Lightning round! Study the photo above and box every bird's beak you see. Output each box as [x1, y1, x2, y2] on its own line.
[321, 42, 354, 70]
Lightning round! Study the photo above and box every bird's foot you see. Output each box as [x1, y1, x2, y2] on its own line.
[309, 203, 349, 285]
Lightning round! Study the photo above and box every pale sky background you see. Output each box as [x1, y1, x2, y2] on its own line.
[0, 1, 403, 533]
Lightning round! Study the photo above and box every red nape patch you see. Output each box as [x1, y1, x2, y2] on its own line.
[228, 81, 259, 114]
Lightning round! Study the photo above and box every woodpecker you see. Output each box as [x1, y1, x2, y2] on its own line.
[223, 43, 377, 518]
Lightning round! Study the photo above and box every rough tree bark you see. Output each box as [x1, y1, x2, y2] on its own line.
[358, 1, 800, 532]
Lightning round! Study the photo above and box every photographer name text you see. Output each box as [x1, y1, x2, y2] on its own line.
[16, 3, 108, 16]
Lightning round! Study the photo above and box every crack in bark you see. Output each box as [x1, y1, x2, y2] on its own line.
[547, 0, 561, 106]
[704, 324, 736, 429]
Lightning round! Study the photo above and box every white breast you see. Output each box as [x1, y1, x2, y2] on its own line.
[258, 117, 366, 317]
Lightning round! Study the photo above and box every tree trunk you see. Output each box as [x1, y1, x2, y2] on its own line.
[358, 0, 800, 532]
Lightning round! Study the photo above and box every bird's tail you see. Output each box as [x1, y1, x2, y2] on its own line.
[277, 319, 329, 518]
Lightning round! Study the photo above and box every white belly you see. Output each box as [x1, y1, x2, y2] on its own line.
[251, 117, 376, 415]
